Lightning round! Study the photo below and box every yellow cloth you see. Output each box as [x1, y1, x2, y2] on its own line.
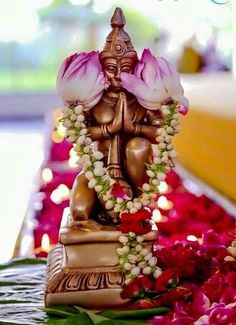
[174, 72, 236, 202]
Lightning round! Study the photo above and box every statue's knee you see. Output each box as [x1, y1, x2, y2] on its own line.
[70, 173, 96, 220]
[126, 137, 152, 161]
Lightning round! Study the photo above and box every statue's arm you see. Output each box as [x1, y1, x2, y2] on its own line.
[124, 102, 162, 143]
[134, 121, 160, 142]
[138, 109, 163, 143]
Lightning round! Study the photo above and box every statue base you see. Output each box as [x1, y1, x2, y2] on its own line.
[45, 208, 158, 308]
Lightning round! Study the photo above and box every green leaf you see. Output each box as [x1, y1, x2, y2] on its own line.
[98, 320, 148, 325]
[75, 306, 108, 324]
[44, 306, 78, 318]
[99, 307, 170, 319]
[0, 299, 27, 304]
[0, 258, 46, 270]
[46, 313, 94, 325]
[63, 313, 94, 325]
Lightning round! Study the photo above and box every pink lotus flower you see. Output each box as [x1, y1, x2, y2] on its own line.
[57, 51, 109, 109]
[120, 48, 188, 111]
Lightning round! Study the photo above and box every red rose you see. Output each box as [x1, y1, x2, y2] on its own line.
[121, 277, 140, 299]
[111, 182, 129, 199]
[138, 275, 153, 292]
[128, 298, 153, 310]
[202, 273, 224, 303]
[119, 209, 152, 235]
[154, 268, 179, 293]
[158, 287, 192, 307]
[121, 275, 153, 299]
[154, 243, 197, 280]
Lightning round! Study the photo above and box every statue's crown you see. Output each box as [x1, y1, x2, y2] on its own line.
[100, 7, 137, 60]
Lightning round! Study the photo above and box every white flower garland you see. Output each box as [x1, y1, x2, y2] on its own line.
[118, 232, 162, 283]
[61, 102, 181, 215]
[61, 101, 181, 280]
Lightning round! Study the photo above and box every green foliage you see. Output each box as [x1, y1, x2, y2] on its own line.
[0, 258, 46, 271]
[44, 305, 170, 324]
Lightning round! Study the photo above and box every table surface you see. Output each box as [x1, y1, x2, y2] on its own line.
[0, 259, 48, 324]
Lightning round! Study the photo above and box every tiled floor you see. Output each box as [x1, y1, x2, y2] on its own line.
[0, 119, 44, 263]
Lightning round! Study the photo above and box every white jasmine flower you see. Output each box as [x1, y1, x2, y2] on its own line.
[70, 114, 77, 121]
[148, 256, 157, 266]
[126, 201, 134, 209]
[105, 200, 114, 210]
[74, 105, 83, 115]
[94, 167, 105, 177]
[95, 184, 102, 192]
[169, 150, 177, 158]
[63, 119, 72, 128]
[85, 171, 93, 180]
[138, 261, 147, 268]
[77, 135, 86, 145]
[146, 170, 155, 178]
[142, 183, 151, 191]
[67, 135, 76, 142]
[157, 172, 166, 181]
[166, 126, 174, 134]
[79, 128, 87, 135]
[140, 248, 149, 256]
[93, 151, 104, 160]
[154, 268, 163, 278]
[144, 252, 153, 261]
[142, 266, 151, 275]
[130, 266, 141, 276]
[135, 244, 142, 252]
[67, 129, 76, 136]
[83, 146, 91, 153]
[88, 179, 96, 188]
[119, 235, 128, 244]
[77, 114, 85, 122]
[124, 263, 132, 271]
[134, 202, 142, 210]
[137, 236, 144, 243]
[122, 246, 129, 254]
[114, 205, 120, 213]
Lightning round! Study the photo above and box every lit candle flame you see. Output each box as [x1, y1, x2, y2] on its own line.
[41, 233, 51, 253]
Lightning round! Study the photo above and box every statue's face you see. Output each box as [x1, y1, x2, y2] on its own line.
[102, 57, 135, 91]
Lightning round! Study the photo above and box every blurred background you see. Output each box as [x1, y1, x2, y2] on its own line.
[0, 0, 235, 262]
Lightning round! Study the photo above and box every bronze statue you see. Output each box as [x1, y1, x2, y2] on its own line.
[45, 7, 187, 308]
[70, 8, 162, 224]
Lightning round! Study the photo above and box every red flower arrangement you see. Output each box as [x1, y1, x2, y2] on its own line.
[33, 129, 236, 325]
[119, 229, 236, 324]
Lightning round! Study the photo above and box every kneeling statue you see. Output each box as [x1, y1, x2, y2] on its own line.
[45, 7, 188, 308]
